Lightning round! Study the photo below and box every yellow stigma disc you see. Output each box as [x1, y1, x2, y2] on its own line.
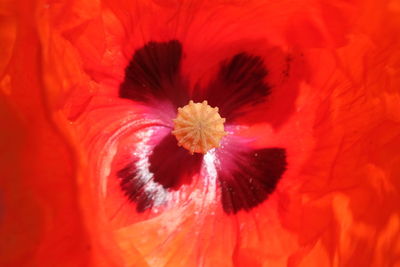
[172, 100, 226, 154]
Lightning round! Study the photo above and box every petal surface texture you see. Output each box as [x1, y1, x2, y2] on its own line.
[216, 136, 287, 214]
[1, 0, 400, 266]
[119, 40, 189, 107]
[194, 53, 270, 121]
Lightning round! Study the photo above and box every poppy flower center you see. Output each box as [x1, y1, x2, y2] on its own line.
[172, 100, 226, 154]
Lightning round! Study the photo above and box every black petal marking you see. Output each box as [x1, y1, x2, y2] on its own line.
[116, 133, 203, 212]
[218, 148, 287, 214]
[197, 53, 270, 121]
[119, 40, 189, 106]
[117, 164, 155, 212]
[149, 133, 203, 189]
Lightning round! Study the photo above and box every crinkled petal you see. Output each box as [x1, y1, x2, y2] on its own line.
[6, 0, 397, 266]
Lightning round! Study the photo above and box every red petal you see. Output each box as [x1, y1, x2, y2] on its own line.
[5, 0, 397, 266]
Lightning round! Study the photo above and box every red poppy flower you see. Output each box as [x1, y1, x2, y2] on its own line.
[114, 39, 287, 215]
[1, 0, 400, 266]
